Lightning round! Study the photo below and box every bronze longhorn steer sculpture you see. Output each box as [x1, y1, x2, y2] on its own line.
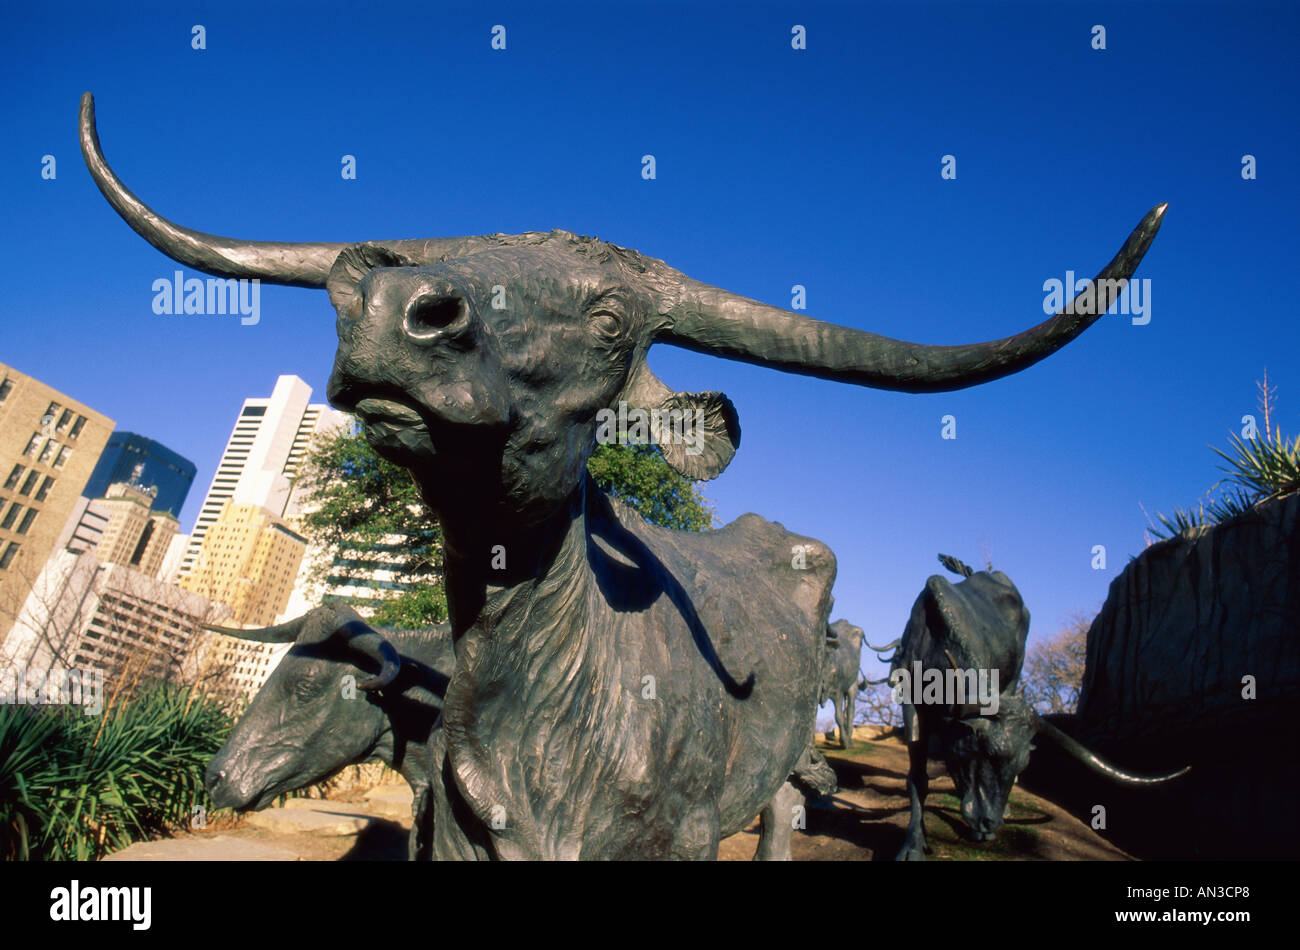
[203, 606, 454, 860]
[80, 93, 1166, 860]
[867, 554, 1189, 860]
[820, 620, 866, 749]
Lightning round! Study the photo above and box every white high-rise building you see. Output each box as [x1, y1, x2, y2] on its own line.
[178, 376, 349, 577]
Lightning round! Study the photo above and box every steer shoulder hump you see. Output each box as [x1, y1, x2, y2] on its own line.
[608, 500, 836, 626]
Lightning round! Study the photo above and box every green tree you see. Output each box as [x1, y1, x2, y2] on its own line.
[294, 426, 714, 626]
[293, 424, 446, 625]
[586, 442, 715, 531]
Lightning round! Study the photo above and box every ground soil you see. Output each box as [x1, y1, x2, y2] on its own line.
[716, 733, 1131, 861]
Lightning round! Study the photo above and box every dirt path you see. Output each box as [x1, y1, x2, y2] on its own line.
[717, 734, 1131, 861]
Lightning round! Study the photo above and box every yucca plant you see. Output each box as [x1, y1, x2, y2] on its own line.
[1212, 429, 1300, 500]
[44, 685, 173, 859]
[1148, 423, 1299, 541]
[0, 705, 75, 860]
[1147, 503, 1212, 541]
[2, 679, 234, 861]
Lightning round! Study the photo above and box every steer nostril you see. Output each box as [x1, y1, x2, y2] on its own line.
[406, 295, 463, 334]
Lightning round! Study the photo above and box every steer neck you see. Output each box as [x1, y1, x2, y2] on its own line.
[370, 627, 449, 782]
[439, 484, 591, 648]
[436, 482, 600, 857]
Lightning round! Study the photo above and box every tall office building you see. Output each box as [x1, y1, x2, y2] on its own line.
[1, 471, 219, 692]
[179, 501, 307, 627]
[54, 473, 179, 577]
[178, 375, 349, 577]
[171, 376, 348, 704]
[91, 477, 179, 578]
[81, 432, 197, 517]
[0, 362, 114, 628]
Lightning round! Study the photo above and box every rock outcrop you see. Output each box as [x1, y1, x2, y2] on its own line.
[1023, 492, 1300, 858]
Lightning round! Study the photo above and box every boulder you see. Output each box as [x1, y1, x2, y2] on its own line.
[1024, 492, 1300, 858]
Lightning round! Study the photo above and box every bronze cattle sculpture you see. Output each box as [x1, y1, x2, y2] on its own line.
[205, 606, 453, 860]
[821, 620, 865, 749]
[873, 554, 1189, 860]
[80, 93, 1166, 859]
[206, 604, 832, 860]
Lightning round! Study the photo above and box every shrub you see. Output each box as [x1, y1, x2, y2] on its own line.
[0, 681, 232, 861]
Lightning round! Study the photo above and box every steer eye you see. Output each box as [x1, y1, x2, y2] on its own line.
[291, 678, 325, 701]
[588, 310, 620, 338]
[406, 295, 464, 334]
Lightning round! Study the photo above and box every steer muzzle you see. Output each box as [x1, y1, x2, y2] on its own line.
[205, 758, 252, 811]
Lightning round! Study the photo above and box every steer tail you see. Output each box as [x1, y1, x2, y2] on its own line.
[790, 745, 838, 798]
[937, 553, 975, 577]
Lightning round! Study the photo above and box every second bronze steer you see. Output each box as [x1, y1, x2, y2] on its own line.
[872, 555, 1189, 860]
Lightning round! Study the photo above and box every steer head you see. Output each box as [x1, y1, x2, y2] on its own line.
[942, 693, 1191, 843]
[941, 695, 1037, 841]
[79, 92, 1167, 532]
[320, 236, 739, 530]
[205, 606, 400, 812]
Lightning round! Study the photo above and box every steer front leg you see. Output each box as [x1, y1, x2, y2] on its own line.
[754, 780, 804, 861]
[836, 691, 854, 750]
[408, 781, 433, 860]
[896, 703, 930, 861]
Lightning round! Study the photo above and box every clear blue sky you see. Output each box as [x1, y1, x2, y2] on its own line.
[3, 1, 1296, 683]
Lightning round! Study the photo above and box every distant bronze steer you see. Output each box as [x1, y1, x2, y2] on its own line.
[820, 620, 865, 749]
[869, 555, 1189, 860]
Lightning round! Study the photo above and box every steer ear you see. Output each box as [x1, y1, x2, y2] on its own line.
[326, 243, 425, 315]
[617, 364, 741, 480]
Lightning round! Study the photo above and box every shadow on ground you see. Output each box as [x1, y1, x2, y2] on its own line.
[717, 735, 1132, 861]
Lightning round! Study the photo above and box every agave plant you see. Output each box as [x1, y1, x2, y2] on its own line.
[1213, 429, 1300, 499]
[1148, 425, 1300, 541]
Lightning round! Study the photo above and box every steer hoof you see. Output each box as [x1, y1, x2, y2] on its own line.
[896, 841, 928, 861]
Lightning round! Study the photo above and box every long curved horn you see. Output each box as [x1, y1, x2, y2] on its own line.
[866, 638, 901, 654]
[202, 621, 300, 643]
[659, 203, 1167, 393]
[80, 94, 353, 287]
[341, 622, 402, 691]
[1035, 718, 1190, 786]
[80, 93, 473, 287]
